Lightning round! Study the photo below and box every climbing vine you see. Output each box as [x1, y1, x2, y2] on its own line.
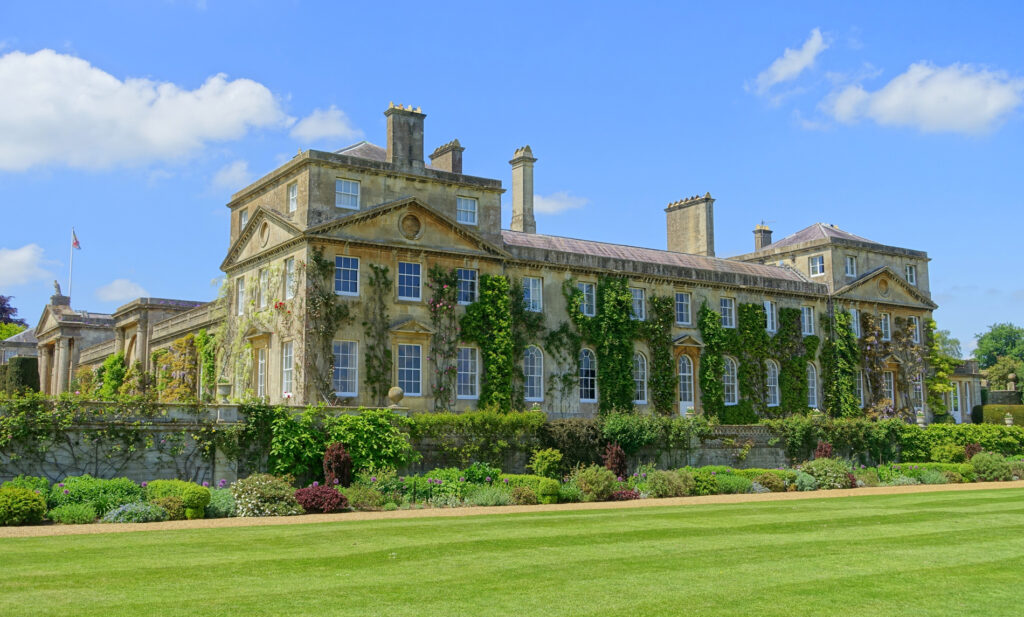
[543, 320, 581, 416]
[820, 309, 861, 418]
[857, 312, 927, 420]
[426, 266, 459, 411]
[772, 307, 818, 416]
[925, 318, 957, 421]
[509, 278, 546, 410]
[363, 264, 393, 406]
[697, 302, 725, 420]
[194, 328, 217, 402]
[638, 295, 676, 415]
[305, 247, 354, 404]
[461, 274, 514, 411]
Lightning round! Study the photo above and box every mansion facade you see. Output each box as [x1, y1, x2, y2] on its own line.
[24, 103, 982, 421]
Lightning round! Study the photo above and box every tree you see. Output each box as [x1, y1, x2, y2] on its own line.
[0, 295, 28, 327]
[985, 355, 1024, 390]
[974, 323, 1024, 369]
[932, 329, 962, 360]
[0, 322, 27, 340]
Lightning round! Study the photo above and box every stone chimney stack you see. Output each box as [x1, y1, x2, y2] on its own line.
[665, 193, 715, 256]
[384, 102, 425, 170]
[429, 139, 464, 174]
[754, 224, 773, 250]
[510, 145, 537, 234]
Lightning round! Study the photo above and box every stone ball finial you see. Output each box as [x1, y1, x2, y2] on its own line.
[387, 386, 405, 407]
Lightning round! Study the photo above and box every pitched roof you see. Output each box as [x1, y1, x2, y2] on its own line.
[764, 223, 878, 251]
[501, 230, 811, 283]
[335, 141, 437, 169]
[3, 328, 37, 343]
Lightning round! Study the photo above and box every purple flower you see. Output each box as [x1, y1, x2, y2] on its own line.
[141, 481, 148, 487]
[312, 481, 319, 487]
[63, 489, 69, 494]
[503, 478, 509, 483]
[333, 478, 340, 485]
[485, 476, 491, 483]
[202, 481, 209, 487]
[370, 476, 377, 483]
[642, 473, 647, 478]
[58, 483, 64, 488]
[459, 477, 465, 482]
[218, 479, 227, 488]
[617, 476, 624, 482]
[711, 471, 717, 475]
[399, 476, 405, 482]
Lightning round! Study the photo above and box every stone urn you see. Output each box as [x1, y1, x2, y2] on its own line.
[217, 382, 231, 404]
[1006, 412, 1014, 426]
[915, 410, 927, 427]
[387, 386, 404, 408]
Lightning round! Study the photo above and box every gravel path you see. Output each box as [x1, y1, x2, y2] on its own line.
[5, 480, 1023, 539]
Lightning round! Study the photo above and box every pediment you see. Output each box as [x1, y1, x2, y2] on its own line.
[673, 334, 703, 347]
[389, 316, 434, 334]
[306, 198, 508, 258]
[833, 267, 937, 310]
[221, 208, 303, 270]
[34, 307, 61, 338]
[242, 325, 272, 341]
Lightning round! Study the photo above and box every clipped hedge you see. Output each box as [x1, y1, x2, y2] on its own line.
[982, 405, 1024, 426]
[398, 409, 546, 467]
[5, 357, 39, 393]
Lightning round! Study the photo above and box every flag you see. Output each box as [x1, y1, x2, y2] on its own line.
[72, 229, 81, 250]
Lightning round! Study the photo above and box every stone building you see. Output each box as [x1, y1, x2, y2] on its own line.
[31, 102, 980, 421]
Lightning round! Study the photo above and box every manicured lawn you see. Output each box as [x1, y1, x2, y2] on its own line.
[3, 489, 1024, 616]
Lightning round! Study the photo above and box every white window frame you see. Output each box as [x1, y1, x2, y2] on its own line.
[633, 352, 648, 404]
[801, 306, 815, 336]
[457, 268, 478, 305]
[335, 178, 360, 210]
[850, 308, 860, 338]
[524, 346, 544, 402]
[856, 370, 865, 408]
[257, 348, 266, 398]
[678, 355, 694, 412]
[579, 348, 597, 402]
[905, 264, 917, 286]
[845, 255, 857, 277]
[880, 313, 891, 341]
[950, 381, 961, 415]
[236, 278, 246, 316]
[766, 360, 780, 407]
[723, 356, 739, 406]
[456, 347, 479, 400]
[675, 292, 691, 325]
[720, 297, 736, 329]
[258, 268, 269, 309]
[910, 316, 921, 345]
[807, 363, 819, 408]
[397, 344, 422, 397]
[764, 300, 777, 333]
[332, 340, 359, 397]
[630, 288, 646, 321]
[524, 276, 543, 312]
[809, 255, 825, 277]
[397, 261, 422, 301]
[240, 209, 249, 230]
[456, 196, 478, 226]
[882, 370, 895, 403]
[578, 282, 596, 317]
[285, 257, 296, 300]
[335, 256, 360, 297]
[287, 182, 298, 213]
[281, 342, 294, 397]
[912, 372, 924, 411]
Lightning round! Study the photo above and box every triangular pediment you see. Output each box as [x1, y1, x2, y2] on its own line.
[673, 334, 703, 347]
[35, 306, 62, 338]
[833, 267, 937, 310]
[306, 198, 509, 258]
[389, 316, 434, 334]
[221, 208, 303, 270]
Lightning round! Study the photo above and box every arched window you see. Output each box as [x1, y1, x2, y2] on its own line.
[807, 363, 818, 408]
[766, 360, 780, 407]
[524, 346, 544, 402]
[678, 355, 694, 413]
[723, 356, 738, 406]
[579, 349, 597, 402]
[633, 352, 648, 404]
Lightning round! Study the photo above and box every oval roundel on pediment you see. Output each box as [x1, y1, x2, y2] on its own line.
[399, 213, 423, 240]
[258, 221, 271, 247]
[877, 277, 890, 297]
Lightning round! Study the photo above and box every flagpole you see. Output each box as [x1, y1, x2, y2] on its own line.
[68, 228, 74, 299]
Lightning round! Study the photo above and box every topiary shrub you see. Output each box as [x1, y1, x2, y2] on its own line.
[294, 485, 347, 513]
[48, 503, 96, 524]
[972, 452, 1012, 482]
[323, 442, 354, 488]
[528, 448, 564, 479]
[145, 479, 195, 501]
[230, 474, 303, 517]
[647, 470, 687, 498]
[101, 502, 169, 524]
[536, 478, 560, 504]
[343, 484, 386, 511]
[931, 443, 967, 463]
[715, 474, 753, 494]
[0, 486, 47, 526]
[800, 458, 853, 489]
[48, 476, 143, 515]
[205, 489, 236, 518]
[574, 465, 617, 502]
[610, 488, 640, 500]
[151, 496, 185, 520]
[2, 475, 49, 494]
[602, 442, 627, 479]
[794, 471, 818, 491]
[5, 356, 39, 393]
[511, 486, 538, 505]
[466, 485, 512, 507]
[180, 484, 212, 520]
[754, 472, 785, 492]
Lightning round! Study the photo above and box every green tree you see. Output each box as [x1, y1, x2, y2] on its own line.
[932, 329, 962, 360]
[985, 355, 1024, 390]
[0, 322, 27, 340]
[974, 323, 1024, 369]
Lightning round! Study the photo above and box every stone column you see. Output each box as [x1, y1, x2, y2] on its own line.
[115, 328, 126, 354]
[38, 346, 51, 395]
[137, 318, 149, 372]
[56, 338, 70, 393]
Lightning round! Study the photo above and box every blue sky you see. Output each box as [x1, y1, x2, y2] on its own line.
[1, 1, 1022, 353]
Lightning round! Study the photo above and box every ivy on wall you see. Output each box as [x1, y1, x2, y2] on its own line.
[461, 274, 515, 411]
[697, 303, 726, 419]
[820, 309, 860, 418]
[773, 307, 818, 417]
[638, 295, 676, 416]
[543, 321, 581, 416]
[925, 318, 957, 420]
[856, 312, 928, 420]
[427, 266, 459, 411]
[363, 264, 393, 407]
[509, 278, 546, 411]
[305, 247, 354, 404]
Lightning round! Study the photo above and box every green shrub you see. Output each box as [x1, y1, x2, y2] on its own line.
[1009, 460, 1024, 480]
[557, 482, 583, 503]
[5, 356, 39, 393]
[465, 485, 512, 507]
[527, 448, 563, 479]
[230, 474, 303, 517]
[536, 478, 560, 504]
[794, 471, 817, 491]
[462, 462, 503, 484]
[715, 474, 752, 494]
[982, 405, 1024, 426]
[692, 470, 718, 496]
[145, 480, 195, 501]
[0, 486, 47, 525]
[48, 475, 143, 515]
[754, 473, 785, 492]
[101, 502, 169, 524]
[48, 503, 96, 524]
[205, 489, 236, 518]
[674, 469, 696, 496]
[891, 475, 920, 486]
[647, 470, 688, 498]
[734, 468, 798, 485]
[2, 475, 49, 494]
[573, 465, 617, 502]
[343, 484, 386, 511]
[943, 471, 965, 484]
[800, 458, 853, 489]
[918, 469, 948, 485]
[180, 484, 212, 520]
[972, 452, 1012, 482]
[511, 486, 538, 505]
[151, 496, 185, 520]
[540, 418, 602, 470]
[930, 443, 967, 463]
[497, 474, 547, 494]
[854, 468, 880, 487]
[877, 463, 976, 484]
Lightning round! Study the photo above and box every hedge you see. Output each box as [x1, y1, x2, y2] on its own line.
[982, 405, 1024, 426]
[5, 357, 38, 393]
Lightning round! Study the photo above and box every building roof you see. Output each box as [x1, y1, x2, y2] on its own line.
[764, 223, 878, 251]
[501, 230, 811, 283]
[3, 328, 37, 344]
[335, 141, 437, 169]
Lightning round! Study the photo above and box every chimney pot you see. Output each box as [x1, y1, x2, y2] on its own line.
[429, 139, 465, 174]
[510, 145, 538, 234]
[753, 224, 773, 251]
[384, 104, 426, 170]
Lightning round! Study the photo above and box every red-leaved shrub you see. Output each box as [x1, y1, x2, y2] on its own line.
[609, 489, 640, 501]
[965, 443, 982, 460]
[294, 485, 348, 513]
[814, 440, 834, 459]
[324, 442, 353, 488]
[603, 442, 627, 479]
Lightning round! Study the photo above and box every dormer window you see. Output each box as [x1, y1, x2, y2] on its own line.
[240, 209, 249, 230]
[905, 264, 917, 286]
[845, 256, 857, 277]
[456, 197, 478, 225]
[335, 179, 360, 210]
[287, 182, 298, 213]
[809, 255, 825, 277]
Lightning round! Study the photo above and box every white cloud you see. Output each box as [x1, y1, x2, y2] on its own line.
[824, 62, 1024, 134]
[0, 244, 52, 287]
[754, 28, 828, 95]
[290, 105, 362, 143]
[533, 191, 589, 215]
[0, 49, 293, 171]
[96, 278, 149, 302]
[211, 160, 252, 191]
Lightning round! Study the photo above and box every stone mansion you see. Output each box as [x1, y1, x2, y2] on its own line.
[18, 103, 982, 422]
